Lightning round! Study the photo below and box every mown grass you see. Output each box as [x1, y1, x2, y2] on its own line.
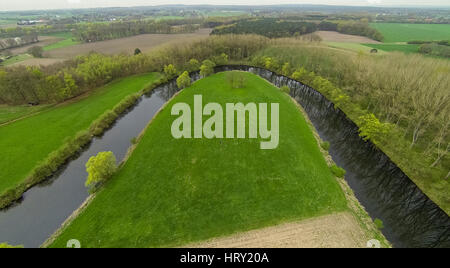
[0, 73, 161, 196]
[0, 104, 51, 124]
[43, 32, 80, 51]
[370, 23, 450, 43]
[326, 42, 386, 54]
[48, 72, 347, 248]
[363, 43, 420, 54]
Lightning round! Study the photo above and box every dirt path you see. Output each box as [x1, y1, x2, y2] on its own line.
[185, 212, 369, 248]
[316, 31, 381, 44]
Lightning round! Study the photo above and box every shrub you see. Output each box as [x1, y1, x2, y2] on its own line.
[0, 242, 23, 248]
[131, 137, 138, 145]
[330, 164, 346, 178]
[374, 218, 384, 230]
[27, 46, 43, 58]
[187, 59, 200, 71]
[213, 53, 228, 65]
[177, 71, 191, 89]
[90, 110, 118, 136]
[200, 60, 215, 77]
[85, 151, 117, 191]
[320, 141, 330, 151]
[280, 85, 290, 94]
[134, 48, 141, 55]
[163, 64, 177, 78]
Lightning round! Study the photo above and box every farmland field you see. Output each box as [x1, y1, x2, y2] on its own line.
[370, 23, 450, 43]
[48, 72, 349, 248]
[363, 43, 421, 54]
[44, 28, 212, 59]
[0, 73, 161, 197]
[42, 32, 80, 51]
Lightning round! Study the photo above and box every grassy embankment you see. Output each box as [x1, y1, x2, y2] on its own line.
[252, 44, 450, 214]
[0, 73, 161, 202]
[48, 72, 355, 248]
[364, 23, 450, 55]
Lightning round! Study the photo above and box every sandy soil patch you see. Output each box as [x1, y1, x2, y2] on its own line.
[185, 212, 369, 248]
[316, 31, 381, 44]
[44, 28, 212, 59]
[10, 58, 66, 67]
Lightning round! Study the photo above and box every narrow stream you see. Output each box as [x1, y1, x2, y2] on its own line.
[0, 67, 448, 248]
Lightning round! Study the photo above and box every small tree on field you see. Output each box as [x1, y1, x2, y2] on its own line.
[85, 151, 117, 191]
[177, 71, 191, 89]
[134, 48, 142, 55]
[27, 46, 43, 58]
[200, 60, 216, 77]
[164, 64, 177, 78]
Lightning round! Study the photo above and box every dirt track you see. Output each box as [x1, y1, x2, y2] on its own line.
[316, 31, 381, 44]
[185, 212, 369, 248]
[44, 28, 212, 59]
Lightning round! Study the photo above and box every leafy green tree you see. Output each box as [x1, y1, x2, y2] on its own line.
[187, 59, 200, 71]
[213, 53, 229, 65]
[27, 46, 43, 58]
[164, 64, 177, 78]
[62, 73, 78, 100]
[200, 60, 216, 77]
[177, 71, 191, 89]
[358, 114, 393, 143]
[85, 151, 117, 190]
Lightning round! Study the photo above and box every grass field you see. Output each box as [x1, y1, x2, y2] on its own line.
[326, 42, 386, 55]
[48, 72, 348, 248]
[0, 104, 51, 125]
[0, 73, 161, 196]
[363, 43, 420, 54]
[370, 23, 450, 43]
[42, 32, 80, 51]
[0, 54, 32, 66]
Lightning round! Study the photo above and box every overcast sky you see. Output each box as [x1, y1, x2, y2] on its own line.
[1, 0, 449, 12]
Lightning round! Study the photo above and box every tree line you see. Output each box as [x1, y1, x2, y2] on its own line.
[0, 34, 269, 105]
[72, 20, 200, 43]
[211, 18, 384, 41]
[211, 18, 317, 38]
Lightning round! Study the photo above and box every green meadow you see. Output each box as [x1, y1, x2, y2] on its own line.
[0, 73, 160, 196]
[49, 72, 347, 248]
[43, 32, 80, 51]
[370, 23, 450, 43]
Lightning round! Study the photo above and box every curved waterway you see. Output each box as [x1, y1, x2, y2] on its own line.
[0, 67, 448, 248]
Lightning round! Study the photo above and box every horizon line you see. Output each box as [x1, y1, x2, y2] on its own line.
[1, 3, 450, 13]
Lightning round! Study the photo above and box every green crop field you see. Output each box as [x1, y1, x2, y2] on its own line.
[370, 23, 450, 43]
[48, 72, 347, 248]
[0, 73, 161, 196]
[363, 43, 421, 54]
[43, 32, 80, 51]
